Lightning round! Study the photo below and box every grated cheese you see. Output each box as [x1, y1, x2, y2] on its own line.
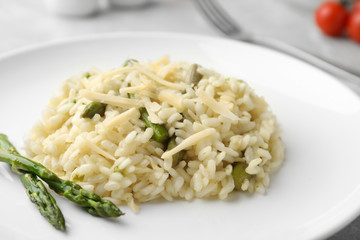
[86, 140, 116, 161]
[134, 64, 185, 90]
[161, 128, 216, 159]
[103, 67, 137, 79]
[156, 62, 180, 80]
[103, 107, 138, 129]
[158, 89, 184, 111]
[79, 90, 141, 108]
[119, 85, 146, 94]
[138, 90, 158, 99]
[143, 99, 163, 124]
[197, 88, 239, 122]
[85, 73, 105, 89]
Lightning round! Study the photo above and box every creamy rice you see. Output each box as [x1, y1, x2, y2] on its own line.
[25, 56, 284, 211]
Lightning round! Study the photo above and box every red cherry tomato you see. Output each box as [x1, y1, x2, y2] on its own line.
[347, 10, 360, 43]
[315, 1, 348, 36]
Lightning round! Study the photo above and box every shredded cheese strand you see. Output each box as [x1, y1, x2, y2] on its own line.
[103, 107, 138, 129]
[87, 140, 116, 161]
[161, 128, 216, 159]
[134, 64, 185, 90]
[119, 85, 146, 94]
[144, 101, 163, 124]
[158, 89, 184, 111]
[80, 90, 141, 108]
[197, 88, 239, 121]
[103, 67, 137, 79]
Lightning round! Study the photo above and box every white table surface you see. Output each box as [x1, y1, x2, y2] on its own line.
[1, 0, 359, 239]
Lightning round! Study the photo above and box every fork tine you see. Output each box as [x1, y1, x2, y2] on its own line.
[195, 0, 240, 36]
[204, 0, 240, 32]
[195, 0, 229, 35]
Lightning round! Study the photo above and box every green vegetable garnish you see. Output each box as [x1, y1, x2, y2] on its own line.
[139, 107, 169, 144]
[19, 173, 66, 230]
[123, 59, 138, 67]
[231, 162, 251, 190]
[0, 134, 65, 231]
[128, 93, 169, 144]
[81, 102, 107, 119]
[187, 64, 203, 85]
[85, 72, 91, 78]
[0, 134, 124, 230]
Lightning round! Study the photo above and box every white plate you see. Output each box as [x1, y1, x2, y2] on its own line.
[1, 32, 360, 240]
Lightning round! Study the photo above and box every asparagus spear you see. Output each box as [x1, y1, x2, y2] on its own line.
[0, 134, 65, 230]
[231, 162, 251, 190]
[85, 72, 91, 78]
[81, 102, 107, 119]
[45, 178, 122, 217]
[123, 59, 138, 67]
[19, 173, 66, 230]
[128, 93, 169, 144]
[139, 107, 169, 144]
[186, 64, 203, 85]
[0, 134, 124, 218]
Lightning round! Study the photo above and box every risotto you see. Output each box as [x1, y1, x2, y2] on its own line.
[25, 57, 284, 211]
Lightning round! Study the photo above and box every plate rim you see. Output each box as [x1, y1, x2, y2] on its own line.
[0, 31, 359, 240]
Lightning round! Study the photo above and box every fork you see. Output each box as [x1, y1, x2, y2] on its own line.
[195, 0, 360, 94]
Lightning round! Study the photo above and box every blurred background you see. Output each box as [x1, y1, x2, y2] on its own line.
[1, 0, 359, 239]
[1, 0, 359, 76]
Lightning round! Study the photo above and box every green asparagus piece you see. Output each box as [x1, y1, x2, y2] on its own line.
[0, 134, 65, 231]
[231, 162, 251, 190]
[81, 102, 107, 119]
[123, 59, 138, 67]
[85, 72, 91, 78]
[139, 107, 169, 144]
[186, 64, 203, 85]
[45, 179, 122, 217]
[166, 136, 185, 167]
[0, 134, 124, 218]
[128, 93, 170, 144]
[19, 173, 66, 231]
